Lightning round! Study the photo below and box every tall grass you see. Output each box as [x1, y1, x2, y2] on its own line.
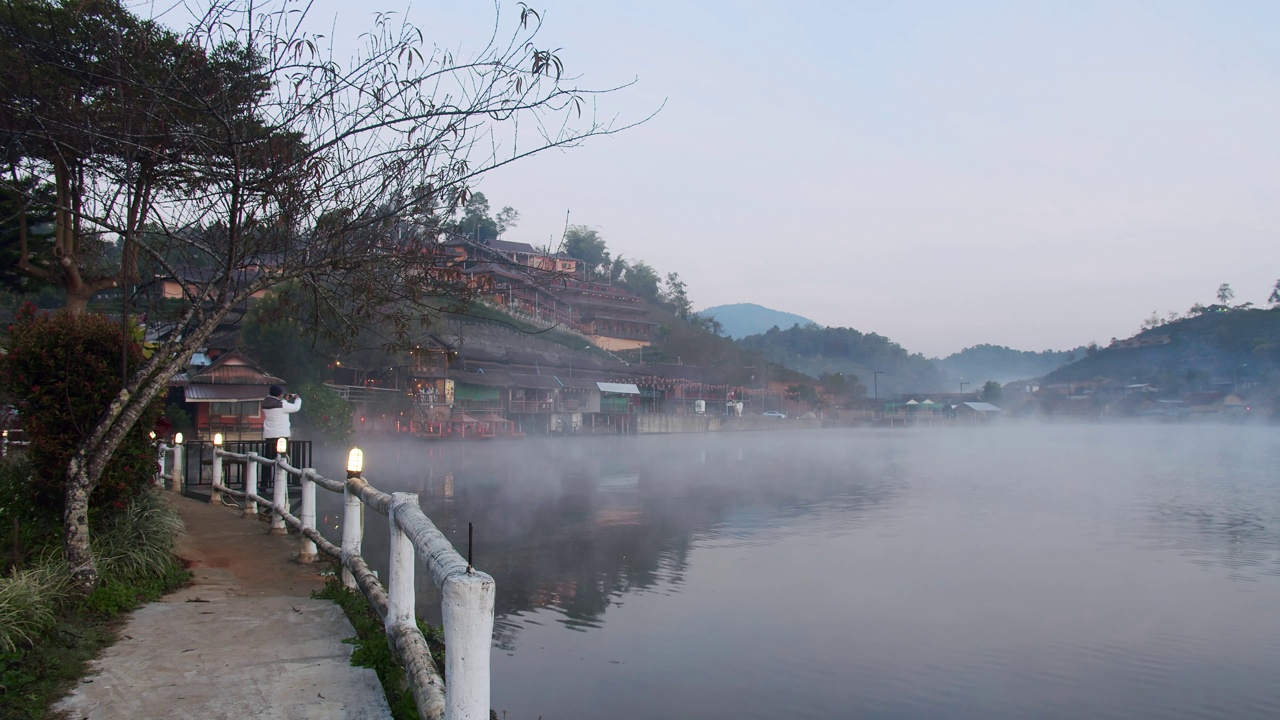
[0, 486, 185, 653]
[93, 489, 185, 581]
[0, 563, 70, 653]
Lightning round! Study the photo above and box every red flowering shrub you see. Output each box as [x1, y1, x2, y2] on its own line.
[2, 305, 161, 518]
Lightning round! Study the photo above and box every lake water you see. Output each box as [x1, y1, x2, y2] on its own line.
[325, 424, 1280, 719]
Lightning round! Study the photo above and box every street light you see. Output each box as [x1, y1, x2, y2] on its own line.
[959, 380, 969, 396]
[347, 447, 364, 479]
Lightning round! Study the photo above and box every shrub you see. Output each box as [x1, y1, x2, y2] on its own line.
[1, 306, 161, 518]
[297, 382, 353, 445]
[0, 456, 61, 573]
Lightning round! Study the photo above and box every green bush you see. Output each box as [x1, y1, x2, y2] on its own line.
[1, 306, 161, 518]
[297, 382, 353, 446]
[0, 456, 61, 573]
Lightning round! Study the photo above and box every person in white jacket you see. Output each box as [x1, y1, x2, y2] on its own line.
[261, 385, 301, 459]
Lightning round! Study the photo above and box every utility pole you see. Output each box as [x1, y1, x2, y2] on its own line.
[959, 380, 969, 397]
[873, 371, 884, 402]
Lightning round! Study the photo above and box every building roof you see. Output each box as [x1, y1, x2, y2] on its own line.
[509, 373, 561, 390]
[187, 350, 283, 386]
[597, 382, 640, 395]
[183, 384, 269, 402]
[963, 402, 1002, 413]
[488, 239, 541, 255]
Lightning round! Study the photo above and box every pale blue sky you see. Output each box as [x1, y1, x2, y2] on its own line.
[174, 0, 1280, 356]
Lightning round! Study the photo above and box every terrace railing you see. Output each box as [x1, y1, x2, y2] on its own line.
[155, 441, 494, 720]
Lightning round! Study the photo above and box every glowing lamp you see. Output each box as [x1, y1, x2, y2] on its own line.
[149, 431, 156, 440]
[275, 437, 288, 455]
[173, 432, 184, 445]
[347, 447, 364, 478]
[213, 432, 224, 446]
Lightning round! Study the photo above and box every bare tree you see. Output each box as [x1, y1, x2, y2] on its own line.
[1217, 283, 1234, 306]
[2, 0, 648, 594]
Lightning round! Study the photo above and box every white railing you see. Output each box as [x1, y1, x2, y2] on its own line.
[0, 430, 29, 458]
[155, 444, 494, 720]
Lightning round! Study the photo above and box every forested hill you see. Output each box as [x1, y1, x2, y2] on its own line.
[936, 344, 1085, 384]
[699, 303, 817, 339]
[736, 324, 947, 395]
[1043, 308, 1280, 389]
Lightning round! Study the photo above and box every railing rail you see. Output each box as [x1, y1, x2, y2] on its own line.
[153, 444, 493, 720]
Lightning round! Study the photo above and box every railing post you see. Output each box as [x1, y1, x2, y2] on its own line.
[209, 449, 223, 505]
[170, 444, 184, 494]
[243, 459, 260, 518]
[386, 493, 418, 631]
[341, 483, 363, 590]
[441, 570, 496, 720]
[271, 458, 288, 535]
[299, 469, 317, 563]
[155, 444, 165, 487]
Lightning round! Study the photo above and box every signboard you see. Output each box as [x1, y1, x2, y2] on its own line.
[444, 379, 455, 405]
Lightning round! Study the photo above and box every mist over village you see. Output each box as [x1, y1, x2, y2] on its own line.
[3, 2, 1280, 719]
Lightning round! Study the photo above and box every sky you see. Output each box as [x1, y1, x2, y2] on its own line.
[160, 0, 1280, 357]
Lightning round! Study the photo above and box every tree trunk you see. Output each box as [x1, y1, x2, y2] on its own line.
[59, 304, 231, 594]
[64, 453, 96, 596]
[64, 288, 91, 314]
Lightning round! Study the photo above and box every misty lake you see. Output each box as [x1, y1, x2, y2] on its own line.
[320, 424, 1280, 719]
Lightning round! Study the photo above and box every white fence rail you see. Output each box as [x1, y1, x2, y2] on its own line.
[155, 442, 494, 720]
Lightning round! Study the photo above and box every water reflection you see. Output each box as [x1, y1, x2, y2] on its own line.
[311, 425, 1280, 720]
[317, 433, 903, 646]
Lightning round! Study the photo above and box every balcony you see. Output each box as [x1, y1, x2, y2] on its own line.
[508, 399, 554, 413]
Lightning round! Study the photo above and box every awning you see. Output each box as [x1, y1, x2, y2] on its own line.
[183, 384, 269, 402]
[596, 382, 640, 395]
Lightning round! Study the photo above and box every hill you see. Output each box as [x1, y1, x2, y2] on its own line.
[698, 303, 818, 339]
[735, 324, 947, 396]
[936, 344, 1085, 384]
[1043, 308, 1280, 391]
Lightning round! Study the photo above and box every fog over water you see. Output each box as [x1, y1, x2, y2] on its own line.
[316, 425, 1280, 719]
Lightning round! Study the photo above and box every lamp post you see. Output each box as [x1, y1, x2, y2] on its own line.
[342, 446, 365, 590]
[209, 433, 224, 506]
[270, 437, 289, 535]
[171, 432, 184, 494]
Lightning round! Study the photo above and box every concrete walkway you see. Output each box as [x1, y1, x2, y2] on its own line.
[55, 494, 392, 720]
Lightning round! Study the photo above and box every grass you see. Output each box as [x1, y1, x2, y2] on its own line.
[0, 483, 191, 720]
[314, 574, 446, 720]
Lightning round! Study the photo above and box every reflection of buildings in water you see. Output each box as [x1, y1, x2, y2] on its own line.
[351, 435, 903, 652]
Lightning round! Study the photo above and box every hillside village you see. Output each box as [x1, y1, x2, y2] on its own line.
[159, 220, 1280, 442]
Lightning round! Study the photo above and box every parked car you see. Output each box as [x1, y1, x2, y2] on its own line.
[762, 411, 787, 419]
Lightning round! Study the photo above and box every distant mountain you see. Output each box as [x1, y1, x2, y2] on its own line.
[1044, 307, 1280, 390]
[735, 324, 947, 396]
[699, 303, 818, 339]
[936, 344, 1086, 385]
